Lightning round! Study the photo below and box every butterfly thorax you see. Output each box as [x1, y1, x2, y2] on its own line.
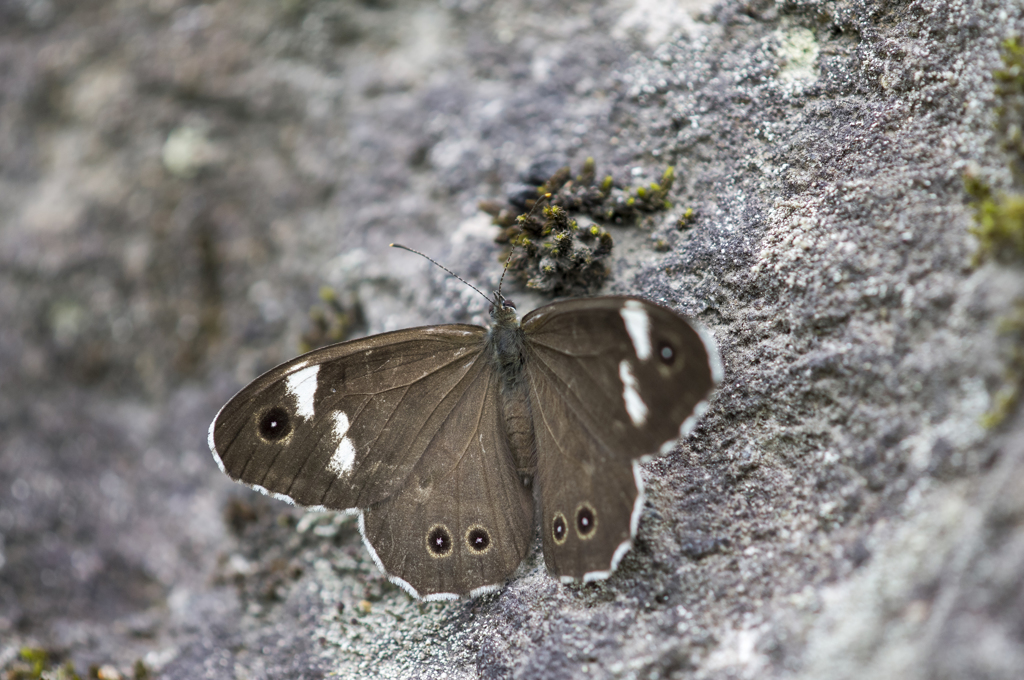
[487, 296, 537, 477]
[487, 298, 525, 387]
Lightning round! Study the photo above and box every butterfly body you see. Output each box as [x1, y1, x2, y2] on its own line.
[486, 299, 538, 478]
[210, 294, 720, 599]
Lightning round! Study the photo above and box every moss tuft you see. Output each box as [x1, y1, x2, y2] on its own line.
[486, 158, 679, 295]
[980, 303, 1024, 428]
[503, 202, 615, 296]
[965, 174, 1024, 263]
[966, 37, 1024, 265]
[3, 648, 82, 680]
[994, 36, 1024, 183]
[677, 207, 696, 229]
[967, 37, 1024, 427]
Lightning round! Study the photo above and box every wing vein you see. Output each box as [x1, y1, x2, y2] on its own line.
[366, 357, 483, 472]
[335, 347, 483, 397]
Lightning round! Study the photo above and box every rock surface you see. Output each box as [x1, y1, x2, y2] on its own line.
[1, 0, 1023, 678]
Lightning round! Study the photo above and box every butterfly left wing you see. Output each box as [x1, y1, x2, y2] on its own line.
[520, 296, 721, 582]
[209, 324, 534, 599]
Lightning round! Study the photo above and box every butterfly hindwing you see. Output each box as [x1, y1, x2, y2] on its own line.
[520, 297, 721, 581]
[525, 368, 642, 581]
[361, 356, 534, 599]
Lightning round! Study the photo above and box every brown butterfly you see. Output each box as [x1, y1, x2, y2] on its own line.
[210, 260, 720, 599]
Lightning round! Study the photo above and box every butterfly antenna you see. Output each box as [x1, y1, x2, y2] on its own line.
[390, 243, 492, 303]
[497, 192, 552, 298]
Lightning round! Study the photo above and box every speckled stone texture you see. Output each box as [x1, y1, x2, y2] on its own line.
[1, 0, 1023, 678]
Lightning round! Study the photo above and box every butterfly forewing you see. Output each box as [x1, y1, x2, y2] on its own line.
[520, 297, 719, 581]
[210, 325, 489, 510]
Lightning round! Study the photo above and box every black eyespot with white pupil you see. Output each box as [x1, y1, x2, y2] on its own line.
[552, 513, 567, 544]
[257, 406, 292, 441]
[467, 527, 490, 552]
[427, 525, 452, 556]
[658, 341, 675, 365]
[576, 506, 596, 536]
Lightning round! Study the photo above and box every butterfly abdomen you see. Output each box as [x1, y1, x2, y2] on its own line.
[500, 381, 537, 479]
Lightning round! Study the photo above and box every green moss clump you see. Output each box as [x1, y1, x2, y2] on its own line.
[968, 37, 1024, 427]
[980, 303, 1024, 428]
[965, 174, 1024, 263]
[17, 648, 48, 679]
[966, 37, 1024, 265]
[481, 158, 681, 295]
[994, 36, 1024, 183]
[503, 202, 614, 296]
[4, 648, 82, 680]
[677, 206, 696, 229]
[629, 166, 676, 212]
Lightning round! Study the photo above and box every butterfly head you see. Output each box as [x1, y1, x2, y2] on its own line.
[488, 292, 519, 327]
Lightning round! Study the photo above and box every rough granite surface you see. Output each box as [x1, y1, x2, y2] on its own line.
[1, 0, 1023, 678]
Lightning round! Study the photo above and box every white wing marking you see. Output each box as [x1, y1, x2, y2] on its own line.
[327, 411, 356, 477]
[620, 300, 652, 361]
[618, 359, 648, 427]
[286, 365, 320, 419]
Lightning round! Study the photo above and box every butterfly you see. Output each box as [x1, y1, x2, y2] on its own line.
[209, 259, 721, 600]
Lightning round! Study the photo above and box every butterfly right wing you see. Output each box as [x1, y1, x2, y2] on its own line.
[520, 297, 720, 582]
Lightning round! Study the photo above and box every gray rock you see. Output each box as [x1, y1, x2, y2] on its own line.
[1, 0, 1022, 678]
